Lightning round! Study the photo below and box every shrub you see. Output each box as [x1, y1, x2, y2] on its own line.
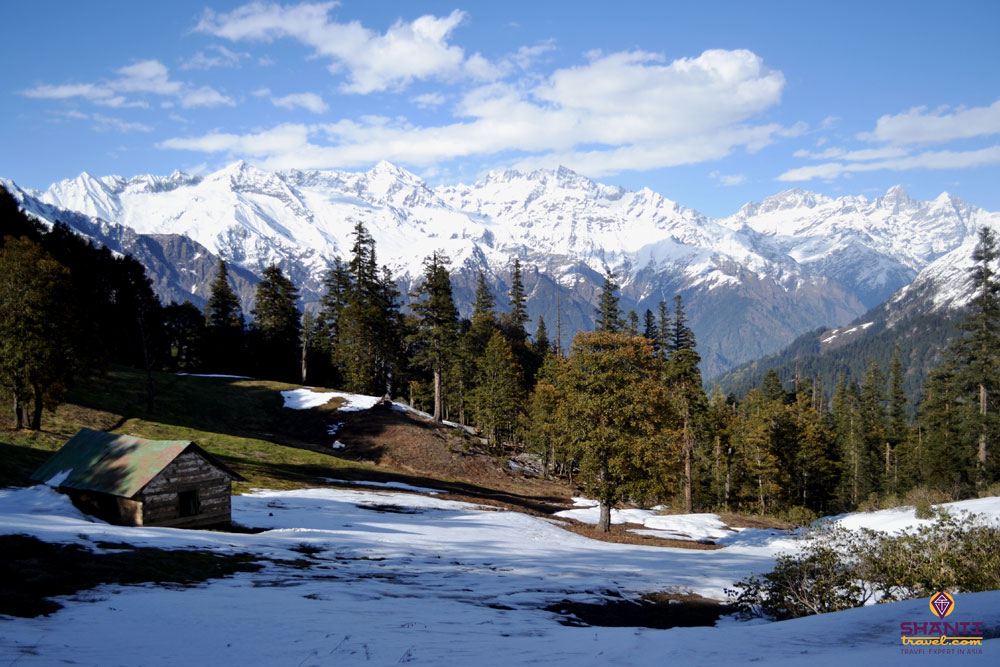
[727, 512, 1000, 620]
[904, 487, 952, 520]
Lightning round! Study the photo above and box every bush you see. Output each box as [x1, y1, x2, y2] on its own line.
[727, 512, 1000, 620]
[778, 505, 819, 527]
[904, 487, 952, 519]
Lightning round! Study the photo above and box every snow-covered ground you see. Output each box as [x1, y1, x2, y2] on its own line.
[1, 484, 997, 665]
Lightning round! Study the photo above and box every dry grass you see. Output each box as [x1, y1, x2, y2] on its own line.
[558, 520, 724, 550]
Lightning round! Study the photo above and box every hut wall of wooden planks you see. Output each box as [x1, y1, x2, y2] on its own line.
[30, 428, 245, 528]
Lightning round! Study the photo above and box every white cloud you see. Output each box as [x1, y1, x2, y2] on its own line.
[412, 92, 446, 108]
[19, 59, 231, 109]
[777, 145, 1000, 181]
[270, 92, 329, 113]
[713, 172, 746, 186]
[793, 146, 910, 161]
[181, 45, 248, 70]
[858, 100, 1000, 144]
[510, 41, 556, 70]
[90, 114, 154, 133]
[195, 3, 496, 93]
[159, 48, 796, 178]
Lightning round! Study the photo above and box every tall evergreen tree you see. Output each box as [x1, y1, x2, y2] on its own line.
[663, 328, 708, 513]
[668, 294, 696, 354]
[409, 251, 460, 422]
[533, 315, 551, 357]
[656, 300, 670, 359]
[885, 348, 909, 494]
[163, 301, 206, 372]
[594, 269, 623, 333]
[559, 332, 671, 531]
[251, 265, 301, 382]
[506, 258, 529, 340]
[472, 331, 524, 450]
[204, 260, 245, 374]
[0, 238, 82, 429]
[642, 309, 659, 353]
[859, 359, 888, 497]
[950, 226, 1000, 487]
[626, 310, 639, 336]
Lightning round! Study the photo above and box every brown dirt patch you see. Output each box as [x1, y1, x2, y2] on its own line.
[718, 513, 795, 530]
[558, 520, 724, 550]
[545, 591, 733, 629]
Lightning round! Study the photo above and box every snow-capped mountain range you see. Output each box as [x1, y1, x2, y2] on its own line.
[3, 162, 997, 378]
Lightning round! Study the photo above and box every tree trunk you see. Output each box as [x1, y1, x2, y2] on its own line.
[301, 339, 308, 385]
[433, 366, 443, 422]
[683, 416, 693, 513]
[30, 384, 43, 430]
[13, 395, 23, 430]
[979, 383, 988, 467]
[598, 499, 611, 533]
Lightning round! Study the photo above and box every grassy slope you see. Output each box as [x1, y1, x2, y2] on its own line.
[0, 367, 571, 513]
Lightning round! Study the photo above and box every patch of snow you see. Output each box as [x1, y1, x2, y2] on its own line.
[326, 479, 447, 495]
[331, 441, 345, 450]
[281, 388, 380, 411]
[45, 469, 72, 487]
[2, 484, 999, 665]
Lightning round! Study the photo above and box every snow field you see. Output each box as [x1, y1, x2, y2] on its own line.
[1, 485, 999, 664]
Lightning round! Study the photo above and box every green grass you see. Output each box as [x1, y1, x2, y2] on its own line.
[1, 366, 382, 492]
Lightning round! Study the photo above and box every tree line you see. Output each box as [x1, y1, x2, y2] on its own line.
[2, 184, 997, 526]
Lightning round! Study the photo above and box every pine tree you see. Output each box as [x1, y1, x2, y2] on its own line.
[533, 315, 550, 357]
[760, 369, 788, 403]
[472, 331, 524, 450]
[251, 265, 301, 382]
[885, 348, 909, 494]
[506, 258, 529, 340]
[859, 359, 888, 498]
[656, 300, 670, 359]
[163, 301, 205, 372]
[408, 251, 460, 422]
[916, 359, 968, 494]
[204, 260, 245, 373]
[0, 238, 82, 429]
[663, 332, 708, 513]
[668, 294, 696, 354]
[950, 226, 1000, 488]
[626, 310, 639, 336]
[642, 309, 659, 353]
[559, 331, 671, 531]
[731, 389, 784, 514]
[594, 269, 623, 333]
[833, 377, 865, 508]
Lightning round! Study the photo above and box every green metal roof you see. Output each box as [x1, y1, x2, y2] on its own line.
[30, 428, 243, 498]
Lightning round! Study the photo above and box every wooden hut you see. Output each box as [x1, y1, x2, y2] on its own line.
[31, 428, 245, 528]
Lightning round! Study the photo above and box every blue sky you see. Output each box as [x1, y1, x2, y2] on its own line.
[3, 0, 999, 217]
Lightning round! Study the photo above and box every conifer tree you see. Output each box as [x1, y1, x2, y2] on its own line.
[885, 348, 909, 494]
[506, 258, 529, 340]
[163, 301, 206, 372]
[559, 331, 671, 531]
[525, 353, 567, 475]
[950, 226, 1000, 488]
[534, 315, 550, 357]
[731, 389, 784, 514]
[860, 359, 888, 497]
[626, 310, 639, 336]
[833, 378, 865, 508]
[663, 333, 708, 511]
[916, 359, 967, 494]
[251, 265, 301, 382]
[409, 251, 460, 422]
[472, 331, 524, 450]
[668, 294, 696, 353]
[656, 300, 670, 359]
[0, 238, 81, 429]
[204, 260, 245, 373]
[594, 269, 623, 333]
[642, 309, 659, 353]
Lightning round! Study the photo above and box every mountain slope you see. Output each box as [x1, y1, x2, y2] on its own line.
[4, 163, 997, 377]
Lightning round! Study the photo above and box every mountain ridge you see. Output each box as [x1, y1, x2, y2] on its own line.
[4, 162, 997, 377]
